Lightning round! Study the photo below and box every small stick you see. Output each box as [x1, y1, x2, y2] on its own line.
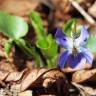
[69, 0, 95, 24]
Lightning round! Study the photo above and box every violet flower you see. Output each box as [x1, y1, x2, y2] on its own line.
[55, 26, 93, 70]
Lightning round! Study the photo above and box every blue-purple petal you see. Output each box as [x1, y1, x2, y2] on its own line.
[56, 26, 93, 70]
[59, 51, 69, 69]
[81, 47, 93, 65]
[55, 28, 73, 48]
[76, 26, 89, 47]
[67, 53, 86, 69]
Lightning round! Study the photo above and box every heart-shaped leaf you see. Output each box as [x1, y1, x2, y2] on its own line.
[0, 12, 28, 39]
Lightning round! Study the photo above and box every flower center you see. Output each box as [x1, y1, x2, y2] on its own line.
[72, 47, 78, 56]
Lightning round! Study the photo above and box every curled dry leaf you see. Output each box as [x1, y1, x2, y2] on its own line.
[21, 68, 69, 96]
[72, 69, 96, 83]
[42, 69, 67, 88]
[37, 69, 69, 96]
[20, 68, 48, 91]
[0, 68, 69, 95]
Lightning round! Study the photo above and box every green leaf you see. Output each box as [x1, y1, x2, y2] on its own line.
[30, 11, 50, 50]
[43, 34, 58, 58]
[14, 39, 35, 57]
[30, 11, 46, 39]
[47, 55, 58, 69]
[4, 39, 13, 56]
[15, 39, 45, 67]
[36, 34, 58, 58]
[84, 35, 96, 54]
[36, 34, 58, 68]
[63, 18, 78, 38]
[0, 12, 28, 39]
[76, 25, 82, 35]
[36, 38, 49, 49]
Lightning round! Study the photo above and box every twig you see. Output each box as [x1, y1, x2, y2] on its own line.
[69, 0, 95, 24]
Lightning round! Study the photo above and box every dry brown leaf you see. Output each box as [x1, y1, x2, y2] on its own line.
[42, 69, 66, 88]
[21, 68, 69, 96]
[18, 90, 32, 96]
[0, 70, 9, 81]
[5, 68, 27, 82]
[34, 69, 69, 96]
[72, 82, 96, 95]
[20, 68, 48, 91]
[0, 68, 69, 95]
[72, 69, 96, 83]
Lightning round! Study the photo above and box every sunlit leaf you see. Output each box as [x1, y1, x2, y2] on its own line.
[43, 34, 58, 58]
[36, 39, 49, 49]
[30, 11, 46, 39]
[0, 12, 28, 39]
[36, 34, 58, 58]
[62, 18, 81, 38]
[63, 18, 77, 38]
[30, 11, 58, 67]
